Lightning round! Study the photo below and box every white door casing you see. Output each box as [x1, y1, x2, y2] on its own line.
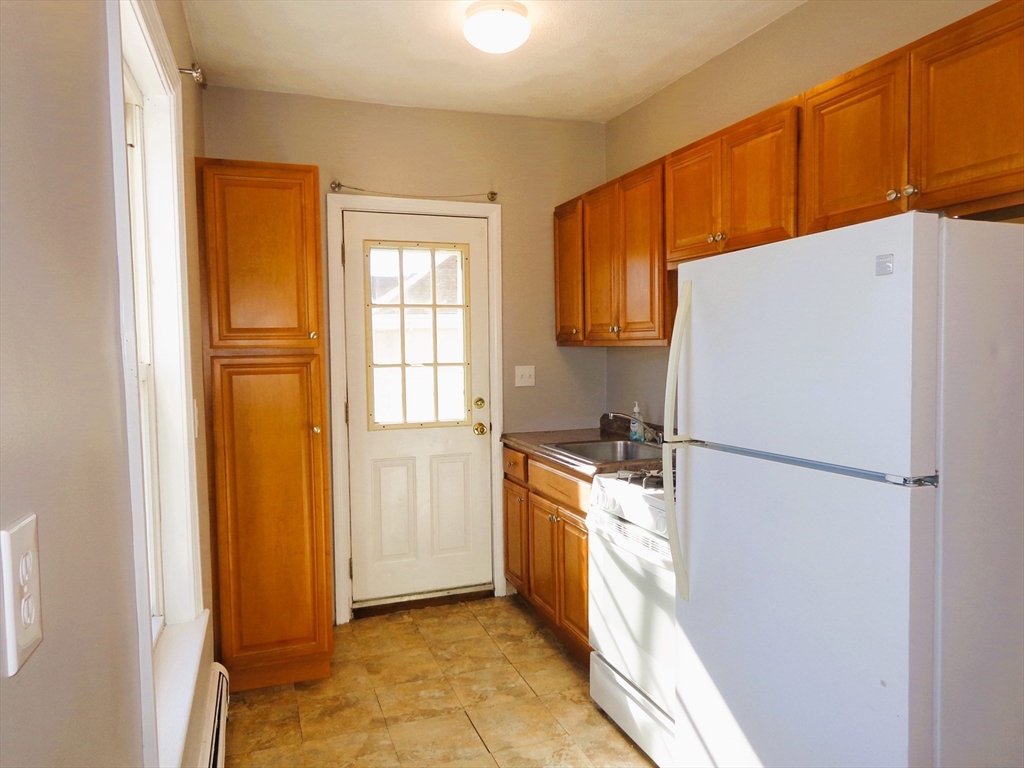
[327, 195, 505, 622]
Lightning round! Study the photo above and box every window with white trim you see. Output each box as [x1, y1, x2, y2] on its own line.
[123, 64, 165, 636]
[365, 241, 472, 428]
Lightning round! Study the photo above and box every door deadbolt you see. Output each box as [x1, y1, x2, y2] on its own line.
[473, 397, 486, 409]
[473, 422, 488, 435]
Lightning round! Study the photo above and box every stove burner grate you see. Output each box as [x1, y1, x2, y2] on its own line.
[615, 468, 664, 490]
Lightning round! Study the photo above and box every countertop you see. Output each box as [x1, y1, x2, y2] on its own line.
[501, 428, 664, 478]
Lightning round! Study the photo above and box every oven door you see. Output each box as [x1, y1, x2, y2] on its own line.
[587, 509, 676, 715]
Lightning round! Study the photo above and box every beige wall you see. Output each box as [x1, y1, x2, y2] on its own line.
[153, 3, 213, 765]
[201, 87, 608, 432]
[0, 2, 143, 764]
[603, 0, 996, 425]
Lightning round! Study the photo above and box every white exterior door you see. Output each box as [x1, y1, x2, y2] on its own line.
[343, 211, 492, 602]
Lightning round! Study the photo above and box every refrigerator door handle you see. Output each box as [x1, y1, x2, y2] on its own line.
[663, 443, 689, 601]
[662, 280, 693, 600]
[663, 279, 693, 445]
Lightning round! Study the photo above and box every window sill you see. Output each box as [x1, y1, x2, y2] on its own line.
[153, 609, 209, 768]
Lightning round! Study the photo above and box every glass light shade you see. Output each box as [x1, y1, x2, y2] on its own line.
[464, 1, 530, 54]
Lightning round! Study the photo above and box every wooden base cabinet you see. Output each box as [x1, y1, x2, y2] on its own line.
[210, 355, 332, 690]
[527, 494, 560, 625]
[503, 479, 530, 596]
[198, 158, 333, 691]
[556, 509, 589, 651]
[502, 446, 591, 663]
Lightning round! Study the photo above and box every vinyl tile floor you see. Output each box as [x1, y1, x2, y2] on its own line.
[225, 595, 656, 767]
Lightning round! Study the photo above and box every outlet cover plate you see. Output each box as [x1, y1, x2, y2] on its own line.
[514, 365, 535, 387]
[1, 514, 43, 677]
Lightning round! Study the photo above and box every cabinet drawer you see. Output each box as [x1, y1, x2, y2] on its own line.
[503, 447, 528, 482]
[530, 460, 590, 513]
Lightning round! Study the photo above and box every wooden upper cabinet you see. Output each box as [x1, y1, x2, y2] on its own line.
[800, 52, 910, 234]
[722, 105, 799, 251]
[909, 0, 1024, 211]
[199, 160, 322, 348]
[618, 163, 665, 341]
[582, 183, 620, 342]
[554, 198, 585, 345]
[666, 102, 798, 262]
[211, 354, 332, 684]
[665, 138, 721, 262]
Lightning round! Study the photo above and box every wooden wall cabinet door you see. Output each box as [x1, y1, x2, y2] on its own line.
[722, 105, 799, 251]
[800, 52, 910, 234]
[557, 509, 589, 650]
[582, 183, 620, 342]
[666, 138, 721, 262]
[618, 163, 666, 341]
[199, 161, 322, 348]
[503, 480, 530, 596]
[527, 494, 559, 624]
[909, 0, 1024, 211]
[200, 158, 331, 691]
[211, 355, 332, 689]
[554, 198, 585, 345]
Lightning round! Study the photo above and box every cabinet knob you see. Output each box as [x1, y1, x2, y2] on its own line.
[548, 514, 557, 523]
[714, 232, 726, 242]
[707, 234, 715, 243]
[886, 189, 901, 202]
[312, 426, 321, 434]
[309, 331, 317, 339]
[506, 460, 515, 468]
[572, 327, 578, 335]
[902, 184, 919, 197]
[517, 496, 524, 503]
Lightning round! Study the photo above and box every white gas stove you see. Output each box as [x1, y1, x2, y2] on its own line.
[589, 470, 667, 535]
[587, 469, 676, 766]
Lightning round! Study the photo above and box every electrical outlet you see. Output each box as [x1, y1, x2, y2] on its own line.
[1, 514, 43, 677]
[514, 365, 535, 387]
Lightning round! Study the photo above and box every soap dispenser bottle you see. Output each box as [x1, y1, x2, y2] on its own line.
[630, 402, 644, 442]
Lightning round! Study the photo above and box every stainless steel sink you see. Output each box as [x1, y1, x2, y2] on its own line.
[544, 440, 662, 463]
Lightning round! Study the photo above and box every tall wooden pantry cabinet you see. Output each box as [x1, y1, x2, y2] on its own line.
[197, 158, 333, 691]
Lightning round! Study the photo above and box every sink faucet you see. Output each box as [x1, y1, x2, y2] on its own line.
[605, 412, 664, 445]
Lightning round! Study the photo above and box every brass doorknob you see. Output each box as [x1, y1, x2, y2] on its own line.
[473, 422, 488, 435]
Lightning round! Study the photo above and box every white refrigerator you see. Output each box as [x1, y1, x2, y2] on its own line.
[660, 212, 1023, 768]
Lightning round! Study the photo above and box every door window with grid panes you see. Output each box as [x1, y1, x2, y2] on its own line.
[365, 241, 471, 428]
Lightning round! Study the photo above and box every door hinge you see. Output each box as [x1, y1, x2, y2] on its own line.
[348, 557, 353, 579]
[345, 401, 349, 424]
[341, 242, 346, 267]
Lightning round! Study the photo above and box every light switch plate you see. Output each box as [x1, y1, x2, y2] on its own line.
[514, 365, 535, 387]
[1, 514, 43, 677]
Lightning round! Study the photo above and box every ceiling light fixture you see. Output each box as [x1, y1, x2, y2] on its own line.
[463, 1, 531, 55]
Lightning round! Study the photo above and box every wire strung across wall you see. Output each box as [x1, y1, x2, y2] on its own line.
[329, 181, 497, 202]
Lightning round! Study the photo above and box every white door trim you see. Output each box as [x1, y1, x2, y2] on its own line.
[326, 194, 505, 624]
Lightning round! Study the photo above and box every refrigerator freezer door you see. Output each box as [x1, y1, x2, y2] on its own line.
[674, 212, 939, 478]
[673, 445, 936, 768]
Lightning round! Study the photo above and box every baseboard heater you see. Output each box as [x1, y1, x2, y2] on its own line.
[198, 663, 230, 768]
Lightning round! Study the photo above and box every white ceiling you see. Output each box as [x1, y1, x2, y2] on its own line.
[182, 0, 805, 123]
